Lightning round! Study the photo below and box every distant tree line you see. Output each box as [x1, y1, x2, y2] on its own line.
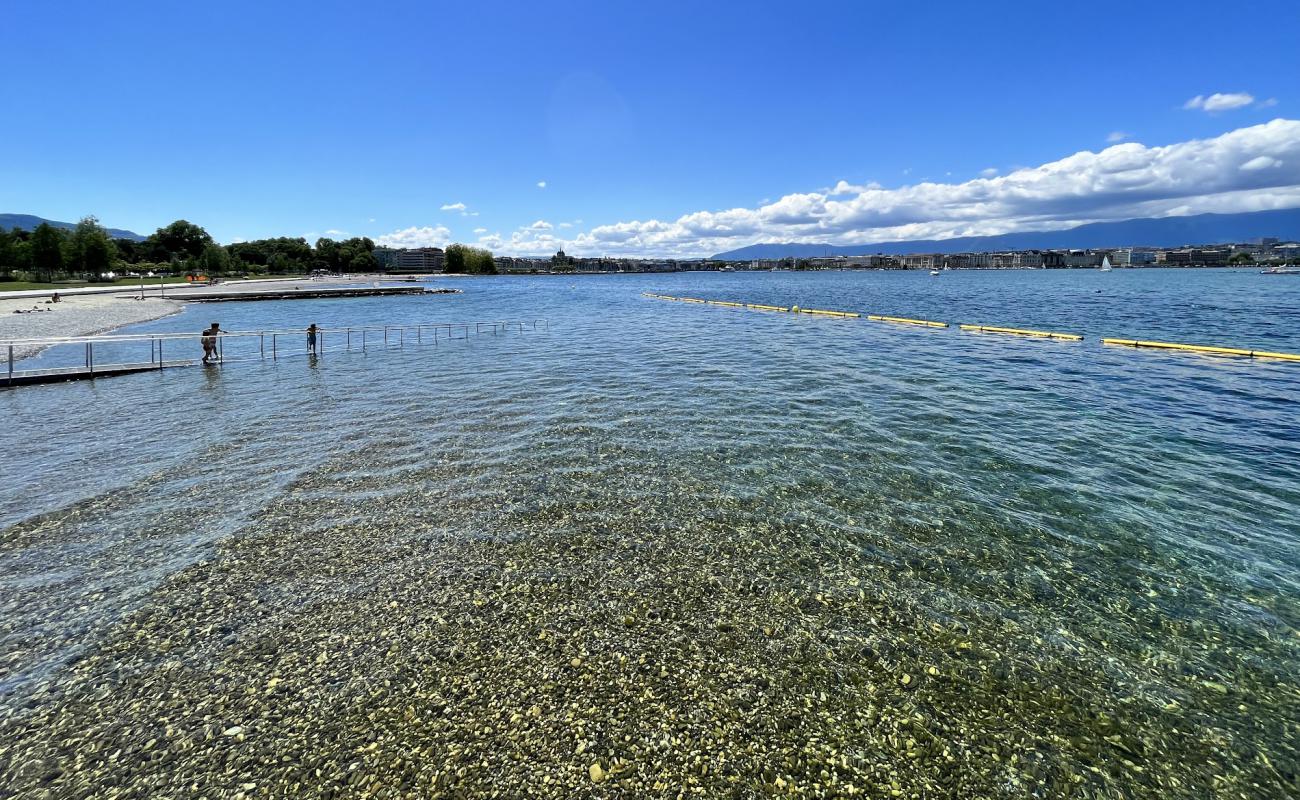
[0, 217, 489, 283]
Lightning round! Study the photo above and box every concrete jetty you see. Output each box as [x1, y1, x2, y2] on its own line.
[181, 286, 444, 302]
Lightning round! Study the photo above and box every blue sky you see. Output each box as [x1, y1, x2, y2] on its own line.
[2, 0, 1298, 256]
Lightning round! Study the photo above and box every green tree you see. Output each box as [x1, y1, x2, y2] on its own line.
[196, 242, 232, 276]
[314, 237, 340, 272]
[338, 237, 377, 273]
[1228, 251, 1254, 265]
[30, 223, 65, 282]
[148, 220, 214, 262]
[444, 243, 467, 274]
[67, 216, 117, 280]
[0, 229, 16, 279]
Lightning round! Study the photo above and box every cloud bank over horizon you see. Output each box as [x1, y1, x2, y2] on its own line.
[385, 119, 1300, 258]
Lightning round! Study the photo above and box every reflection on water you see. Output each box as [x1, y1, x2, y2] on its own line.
[1, 270, 1298, 797]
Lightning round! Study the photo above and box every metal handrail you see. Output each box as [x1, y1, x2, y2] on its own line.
[0, 319, 549, 347]
[3, 319, 550, 385]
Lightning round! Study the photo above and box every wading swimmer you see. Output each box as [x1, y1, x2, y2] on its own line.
[201, 322, 221, 364]
[307, 323, 318, 354]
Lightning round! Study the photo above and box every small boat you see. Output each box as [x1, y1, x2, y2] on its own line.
[1260, 266, 1300, 275]
[929, 269, 941, 276]
[1099, 256, 1113, 272]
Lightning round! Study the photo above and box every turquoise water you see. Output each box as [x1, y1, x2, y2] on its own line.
[1, 269, 1298, 797]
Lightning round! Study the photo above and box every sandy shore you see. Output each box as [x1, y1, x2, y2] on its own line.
[0, 295, 183, 362]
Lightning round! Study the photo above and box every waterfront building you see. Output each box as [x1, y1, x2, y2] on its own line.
[374, 247, 444, 272]
[1113, 249, 1156, 266]
[899, 253, 944, 270]
[1157, 248, 1229, 266]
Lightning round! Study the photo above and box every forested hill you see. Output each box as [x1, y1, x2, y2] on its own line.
[712, 208, 1300, 259]
[0, 213, 145, 241]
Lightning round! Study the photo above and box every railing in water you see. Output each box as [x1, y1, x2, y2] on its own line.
[2, 319, 549, 386]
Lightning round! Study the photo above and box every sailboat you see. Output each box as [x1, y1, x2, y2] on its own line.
[1099, 256, 1113, 272]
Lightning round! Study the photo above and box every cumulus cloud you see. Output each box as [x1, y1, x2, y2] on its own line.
[537, 181, 547, 189]
[440, 202, 466, 212]
[485, 119, 1300, 258]
[1107, 131, 1130, 143]
[979, 167, 998, 178]
[1241, 156, 1283, 171]
[527, 220, 553, 230]
[376, 225, 452, 248]
[1184, 92, 1255, 112]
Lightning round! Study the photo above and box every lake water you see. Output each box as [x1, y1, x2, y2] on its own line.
[2, 269, 1298, 797]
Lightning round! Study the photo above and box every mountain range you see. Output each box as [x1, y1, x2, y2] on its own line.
[711, 209, 1300, 260]
[0, 213, 146, 241]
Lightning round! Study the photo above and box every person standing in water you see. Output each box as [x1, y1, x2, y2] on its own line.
[201, 323, 221, 364]
[307, 323, 318, 354]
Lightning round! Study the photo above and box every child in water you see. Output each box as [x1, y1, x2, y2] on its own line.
[201, 323, 221, 364]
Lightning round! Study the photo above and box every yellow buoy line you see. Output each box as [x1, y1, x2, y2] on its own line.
[1101, 339, 1300, 362]
[641, 293, 857, 318]
[641, 293, 1300, 363]
[959, 324, 1083, 341]
[866, 315, 949, 328]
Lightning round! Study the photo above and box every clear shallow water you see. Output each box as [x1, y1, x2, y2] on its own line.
[1, 269, 1298, 797]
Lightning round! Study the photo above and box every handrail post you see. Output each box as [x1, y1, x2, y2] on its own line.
[272, 333, 277, 360]
[88, 342, 94, 377]
[417, 325, 422, 344]
[362, 329, 366, 352]
[158, 339, 163, 370]
[260, 333, 265, 359]
[400, 328, 404, 348]
[347, 328, 352, 350]
[384, 326, 389, 347]
[7, 345, 12, 385]
[320, 331, 325, 355]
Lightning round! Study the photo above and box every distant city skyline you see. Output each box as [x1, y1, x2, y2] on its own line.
[2, 1, 1297, 257]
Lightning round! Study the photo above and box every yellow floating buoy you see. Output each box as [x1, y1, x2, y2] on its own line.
[1101, 338, 1298, 361]
[800, 308, 860, 318]
[866, 314, 949, 328]
[959, 324, 1082, 341]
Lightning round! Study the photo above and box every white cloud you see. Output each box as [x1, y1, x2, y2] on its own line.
[1107, 131, 1130, 143]
[479, 119, 1300, 258]
[1184, 92, 1255, 112]
[558, 222, 573, 228]
[537, 180, 547, 189]
[527, 220, 553, 230]
[1259, 98, 1278, 108]
[440, 202, 467, 212]
[828, 180, 881, 195]
[376, 225, 453, 248]
[1241, 156, 1283, 171]
[367, 217, 376, 223]
[979, 167, 998, 178]
[472, 227, 487, 234]
[324, 229, 349, 237]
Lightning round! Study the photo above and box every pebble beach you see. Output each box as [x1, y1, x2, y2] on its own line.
[0, 295, 181, 361]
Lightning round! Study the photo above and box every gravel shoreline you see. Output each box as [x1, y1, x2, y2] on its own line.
[0, 295, 183, 362]
[1, 452, 1288, 799]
